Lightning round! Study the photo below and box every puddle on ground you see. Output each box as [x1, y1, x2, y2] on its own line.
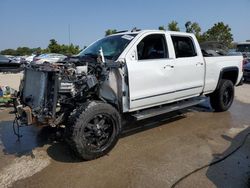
[0, 116, 57, 156]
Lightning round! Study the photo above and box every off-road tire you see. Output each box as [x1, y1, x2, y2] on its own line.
[66, 101, 121, 160]
[210, 79, 234, 112]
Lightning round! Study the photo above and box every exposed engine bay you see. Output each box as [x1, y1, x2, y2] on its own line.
[16, 57, 124, 126]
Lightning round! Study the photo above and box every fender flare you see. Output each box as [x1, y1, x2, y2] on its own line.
[215, 66, 239, 90]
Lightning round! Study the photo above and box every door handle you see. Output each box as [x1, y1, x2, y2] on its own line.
[196, 62, 204, 66]
[164, 65, 174, 69]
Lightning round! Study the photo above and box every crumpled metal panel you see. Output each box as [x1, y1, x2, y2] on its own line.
[99, 69, 122, 107]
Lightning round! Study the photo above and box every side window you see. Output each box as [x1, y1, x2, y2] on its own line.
[171, 36, 197, 58]
[137, 34, 168, 60]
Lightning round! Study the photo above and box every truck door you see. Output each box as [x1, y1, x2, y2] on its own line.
[170, 35, 205, 100]
[126, 34, 176, 111]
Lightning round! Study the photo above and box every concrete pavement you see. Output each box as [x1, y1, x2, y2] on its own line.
[0, 74, 250, 188]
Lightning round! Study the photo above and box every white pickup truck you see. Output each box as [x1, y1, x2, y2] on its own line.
[17, 29, 243, 160]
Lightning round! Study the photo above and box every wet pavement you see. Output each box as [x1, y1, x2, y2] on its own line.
[0, 84, 250, 188]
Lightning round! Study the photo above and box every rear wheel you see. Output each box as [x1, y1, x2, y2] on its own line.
[210, 79, 234, 112]
[66, 101, 121, 160]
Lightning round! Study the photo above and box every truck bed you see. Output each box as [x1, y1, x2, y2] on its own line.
[203, 55, 243, 94]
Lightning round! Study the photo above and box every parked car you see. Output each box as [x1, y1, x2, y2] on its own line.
[14, 56, 25, 63]
[4, 55, 15, 60]
[16, 30, 243, 160]
[32, 53, 67, 64]
[236, 42, 250, 53]
[243, 59, 250, 81]
[25, 54, 39, 63]
[236, 42, 250, 58]
[0, 55, 22, 72]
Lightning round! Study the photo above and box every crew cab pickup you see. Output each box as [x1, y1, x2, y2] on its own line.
[16, 30, 243, 160]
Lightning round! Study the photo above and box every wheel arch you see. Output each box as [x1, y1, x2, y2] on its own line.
[216, 66, 239, 89]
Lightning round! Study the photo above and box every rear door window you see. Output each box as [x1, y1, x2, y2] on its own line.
[171, 36, 197, 58]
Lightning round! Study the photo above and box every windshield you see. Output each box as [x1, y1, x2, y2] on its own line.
[236, 44, 250, 53]
[79, 34, 137, 61]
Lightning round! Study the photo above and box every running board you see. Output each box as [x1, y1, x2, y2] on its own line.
[132, 97, 206, 120]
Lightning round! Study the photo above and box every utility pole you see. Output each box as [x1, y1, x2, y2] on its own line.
[68, 24, 71, 45]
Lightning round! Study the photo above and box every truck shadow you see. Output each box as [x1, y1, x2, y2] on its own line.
[121, 111, 186, 138]
[121, 98, 212, 138]
[46, 99, 212, 163]
[0, 100, 212, 162]
[206, 127, 250, 188]
[46, 111, 187, 163]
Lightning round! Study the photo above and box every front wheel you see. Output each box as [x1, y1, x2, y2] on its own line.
[210, 79, 234, 112]
[66, 101, 121, 160]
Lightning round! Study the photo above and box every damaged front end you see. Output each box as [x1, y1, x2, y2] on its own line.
[15, 59, 123, 128]
[18, 65, 60, 125]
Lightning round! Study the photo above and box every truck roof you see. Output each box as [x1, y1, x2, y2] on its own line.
[110, 29, 194, 37]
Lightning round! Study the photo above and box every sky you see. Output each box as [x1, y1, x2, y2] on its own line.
[0, 0, 250, 51]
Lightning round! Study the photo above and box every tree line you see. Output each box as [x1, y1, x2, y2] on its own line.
[0, 39, 81, 56]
